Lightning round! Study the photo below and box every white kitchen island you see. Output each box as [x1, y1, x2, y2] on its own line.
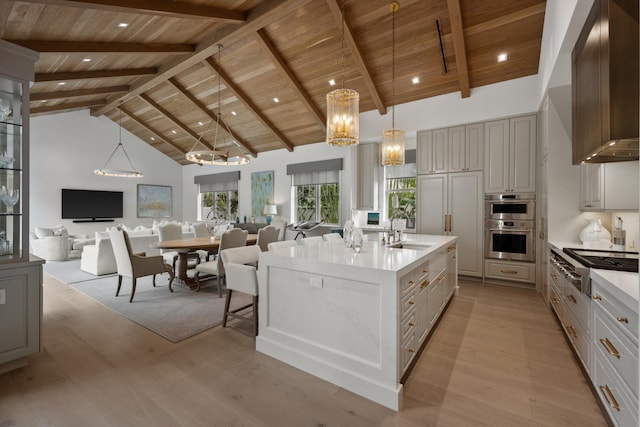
[256, 234, 458, 411]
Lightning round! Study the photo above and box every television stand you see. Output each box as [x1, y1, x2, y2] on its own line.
[72, 219, 115, 223]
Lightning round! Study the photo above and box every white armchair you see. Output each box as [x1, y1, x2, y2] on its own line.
[30, 232, 72, 262]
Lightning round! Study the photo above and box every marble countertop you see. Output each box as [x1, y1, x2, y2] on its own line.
[261, 234, 457, 276]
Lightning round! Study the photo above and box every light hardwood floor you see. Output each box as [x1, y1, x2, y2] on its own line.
[0, 275, 608, 426]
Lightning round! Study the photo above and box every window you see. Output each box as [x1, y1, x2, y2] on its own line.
[201, 190, 238, 220]
[194, 171, 240, 221]
[385, 154, 416, 230]
[287, 158, 342, 225]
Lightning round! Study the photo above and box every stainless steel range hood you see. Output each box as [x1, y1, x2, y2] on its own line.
[582, 138, 639, 163]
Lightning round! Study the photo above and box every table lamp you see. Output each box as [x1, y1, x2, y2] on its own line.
[263, 204, 277, 225]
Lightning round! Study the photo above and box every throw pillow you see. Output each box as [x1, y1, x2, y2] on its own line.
[53, 226, 68, 237]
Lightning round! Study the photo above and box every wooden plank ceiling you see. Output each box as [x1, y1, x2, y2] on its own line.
[1, 0, 546, 165]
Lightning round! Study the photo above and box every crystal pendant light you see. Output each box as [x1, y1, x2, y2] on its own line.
[94, 105, 143, 177]
[186, 44, 250, 166]
[381, 1, 405, 166]
[326, 0, 359, 146]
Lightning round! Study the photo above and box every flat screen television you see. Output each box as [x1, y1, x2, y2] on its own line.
[62, 189, 123, 221]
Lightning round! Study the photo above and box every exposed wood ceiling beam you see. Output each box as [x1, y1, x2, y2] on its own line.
[465, 3, 546, 36]
[30, 85, 129, 101]
[255, 29, 326, 127]
[447, 0, 470, 98]
[30, 99, 107, 115]
[8, 40, 194, 54]
[138, 93, 216, 151]
[325, 0, 386, 115]
[167, 77, 257, 157]
[91, 0, 314, 116]
[35, 68, 157, 82]
[118, 104, 187, 156]
[16, 0, 247, 23]
[204, 56, 294, 152]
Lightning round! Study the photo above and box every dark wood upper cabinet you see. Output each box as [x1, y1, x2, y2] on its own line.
[572, 0, 639, 164]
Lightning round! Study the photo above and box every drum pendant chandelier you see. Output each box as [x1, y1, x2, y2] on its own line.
[186, 44, 250, 166]
[326, 0, 359, 147]
[381, 1, 405, 166]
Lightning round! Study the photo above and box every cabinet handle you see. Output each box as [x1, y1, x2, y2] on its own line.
[409, 280, 415, 285]
[551, 296, 559, 304]
[500, 269, 518, 275]
[551, 272, 558, 280]
[408, 301, 414, 305]
[585, 204, 592, 208]
[408, 322, 415, 327]
[419, 280, 428, 289]
[408, 349, 415, 353]
[599, 385, 620, 412]
[447, 246, 455, 252]
[593, 294, 602, 300]
[567, 294, 577, 304]
[617, 316, 629, 324]
[599, 338, 620, 359]
[565, 325, 578, 338]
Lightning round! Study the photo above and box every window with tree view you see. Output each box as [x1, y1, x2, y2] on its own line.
[201, 190, 238, 220]
[295, 183, 339, 224]
[387, 177, 416, 230]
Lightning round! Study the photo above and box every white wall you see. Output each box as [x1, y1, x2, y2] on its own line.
[30, 110, 183, 237]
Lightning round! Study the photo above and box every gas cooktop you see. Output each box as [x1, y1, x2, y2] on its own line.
[563, 248, 639, 273]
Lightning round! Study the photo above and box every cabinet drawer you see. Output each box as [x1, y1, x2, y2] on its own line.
[401, 331, 416, 374]
[592, 287, 638, 343]
[400, 273, 417, 297]
[594, 310, 638, 398]
[593, 353, 639, 427]
[429, 252, 445, 282]
[402, 312, 416, 342]
[485, 260, 535, 283]
[563, 282, 590, 332]
[549, 285, 564, 325]
[563, 309, 590, 373]
[401, 291, 416, 319]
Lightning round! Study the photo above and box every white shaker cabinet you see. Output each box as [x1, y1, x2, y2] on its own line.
[417, 172, 483, 277]
[417, 128, 447, 175]
[484, 115, 536, 193]
[357, 142, 379, 210]
[580, 161, 638, 211]
[448, 123, 483, 172]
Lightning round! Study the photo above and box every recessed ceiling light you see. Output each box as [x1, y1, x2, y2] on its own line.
[82, 58, 92, 62]
[273, 97, 280, 103]
[231, 111, 237, 116]
[171, 130, 177, 134]
[497, 53, 508, 63]
[58, 82, 66, 85]
[411, 76, 420, 84]
[198, 121, 204, 126]
[328, 79, 336, 86]
[150, 137, 156, 141]
[118, 22, 129, 28]
[609, 141, 616, 146]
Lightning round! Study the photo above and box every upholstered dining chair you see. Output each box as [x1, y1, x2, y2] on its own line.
[323, 233, 343, 242]
[158, 223, 200, 274]
[109, 227, 174, 303]
[192, 222, 213, 261]
[220, 245, 261, 336]
[256, 225, 280, 252]
[267, 240, 297, 251]
[300, 236, 324, 246]
[194, 228, 248, 296]
[270, 218, 287, 241]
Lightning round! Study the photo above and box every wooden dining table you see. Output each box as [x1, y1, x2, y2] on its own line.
[155, 234, 258, 288]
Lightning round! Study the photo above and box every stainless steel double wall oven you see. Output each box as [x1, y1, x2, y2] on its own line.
[485, 193, 536, 262]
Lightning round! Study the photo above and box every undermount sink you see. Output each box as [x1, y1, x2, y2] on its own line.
[386, 241, 433, 250]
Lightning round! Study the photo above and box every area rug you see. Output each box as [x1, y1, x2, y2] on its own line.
[68, 274, 251, 343]
[43, 259, 114, 284]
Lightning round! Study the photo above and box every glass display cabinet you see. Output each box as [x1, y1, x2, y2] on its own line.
[0, 83, 24, 259]
[0, 39, 42, 375]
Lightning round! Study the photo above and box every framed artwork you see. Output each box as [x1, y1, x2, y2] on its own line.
[137, 184, 172, 218]
[251, 170, 274, 220]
